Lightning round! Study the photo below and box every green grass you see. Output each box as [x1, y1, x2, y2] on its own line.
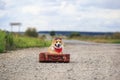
[105, 39, 120, 43]
[14, 36, 51, 48]
[69, 36, 120, 44]
[88, 38, 120, 43]
[0, 30, 51, 53]
[0, 31, 6, 52]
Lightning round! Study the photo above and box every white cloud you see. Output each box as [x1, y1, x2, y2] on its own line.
[78, 7, 120, 19]
[22, 5, 41, 15]
[0, 10, 6, 17]
[0, 0, 120, 32]
[59, 2, 77, 15]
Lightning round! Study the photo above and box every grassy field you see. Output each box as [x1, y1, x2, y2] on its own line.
[69, 36, 120, 44]
[14, 35, 51, 48]
[0, 30, 51, 53]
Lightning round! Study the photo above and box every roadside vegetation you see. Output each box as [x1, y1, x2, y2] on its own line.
[69, 32, 120, 44]
[14, 35, 51, 48]
[25, 27, 38, 37]
[0, 29, 51, 53]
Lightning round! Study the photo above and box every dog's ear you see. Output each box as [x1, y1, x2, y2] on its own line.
[54, 37, 62, 40]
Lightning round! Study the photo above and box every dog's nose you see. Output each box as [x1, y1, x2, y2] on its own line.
[58, 44, 60, 47]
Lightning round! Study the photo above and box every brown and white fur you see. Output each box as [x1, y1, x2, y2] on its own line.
[48, 38, 64, 54]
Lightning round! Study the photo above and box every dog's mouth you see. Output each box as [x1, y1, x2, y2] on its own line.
[55, 44, 61, 48]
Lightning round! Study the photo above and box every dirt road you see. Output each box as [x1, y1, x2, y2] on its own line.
[0, 40, 120, 80]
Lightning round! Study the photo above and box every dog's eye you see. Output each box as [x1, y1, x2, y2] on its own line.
[56, 41, 58, 43]
[59, 41, 61, 43]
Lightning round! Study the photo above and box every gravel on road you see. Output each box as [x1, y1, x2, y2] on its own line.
[0, 41, 120, 80]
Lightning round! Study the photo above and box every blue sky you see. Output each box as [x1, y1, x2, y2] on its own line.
[0, 0, 120, 32]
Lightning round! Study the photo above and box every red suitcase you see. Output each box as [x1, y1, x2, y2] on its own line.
[39, 52, 70, 63]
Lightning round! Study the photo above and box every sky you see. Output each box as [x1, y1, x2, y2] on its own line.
[0, 0, 120, 32]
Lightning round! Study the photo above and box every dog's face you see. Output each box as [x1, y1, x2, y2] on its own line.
[52, 38, 63, 48]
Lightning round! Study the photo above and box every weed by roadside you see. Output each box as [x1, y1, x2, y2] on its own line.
[0, 30, 51, 53]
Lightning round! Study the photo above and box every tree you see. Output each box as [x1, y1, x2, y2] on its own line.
[25, 27, 38, 37]
[50, 31, 56, 37]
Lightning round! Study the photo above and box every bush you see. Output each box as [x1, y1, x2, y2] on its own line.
[5, 33, 15, 50]
[25, 27, 38, 37]
[0, 30, 15, 53]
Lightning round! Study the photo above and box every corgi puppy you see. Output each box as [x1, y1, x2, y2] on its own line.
[48, 38, 64, 54]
